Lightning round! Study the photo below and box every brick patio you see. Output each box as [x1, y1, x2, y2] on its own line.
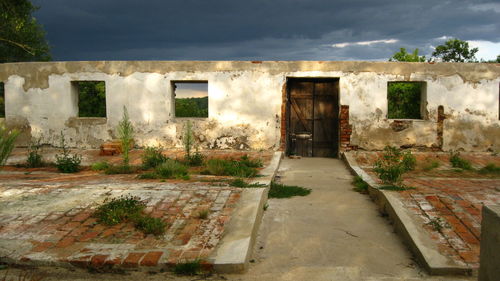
[0, 150, 272, 270]
[354, 151, 500, 270]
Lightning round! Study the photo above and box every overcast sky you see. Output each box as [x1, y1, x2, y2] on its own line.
[32, 0, 500, 61]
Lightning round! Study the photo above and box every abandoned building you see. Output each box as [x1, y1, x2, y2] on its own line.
[0, 61, 498, 155]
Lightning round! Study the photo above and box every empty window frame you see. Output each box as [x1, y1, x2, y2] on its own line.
[173, 82, 208, 118]
[72, 81, 106, 117]
[0, 82, 4, 118]
[387, 82, 425, 119]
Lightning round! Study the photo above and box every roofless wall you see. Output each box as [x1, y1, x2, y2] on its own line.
[0, 61, 498, 152]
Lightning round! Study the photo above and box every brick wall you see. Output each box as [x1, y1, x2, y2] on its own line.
[340, 105, 357, 151]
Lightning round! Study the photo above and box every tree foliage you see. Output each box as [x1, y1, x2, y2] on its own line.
[175, 97, 208, 118]
[0, 82, 5, 118]
[389, 48, 426, 62]
[0, 0, 51, 62]
[387, 82, 422, 119]
[431, 38, 478, 62]
[77, 81, 106, 117]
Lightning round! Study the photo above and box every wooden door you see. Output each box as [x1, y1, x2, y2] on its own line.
[287, 79, 339, 157]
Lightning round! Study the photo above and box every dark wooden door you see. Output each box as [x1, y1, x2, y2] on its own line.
[288, 79, 339, 157]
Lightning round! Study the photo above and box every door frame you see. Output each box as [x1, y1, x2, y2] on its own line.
[284, 77, 340, 157]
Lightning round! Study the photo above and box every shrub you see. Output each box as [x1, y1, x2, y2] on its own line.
[449, 151, 472, 170]
[174, 259, 202, 276]
[373, 146, 415, 186]
[0, 124, 20, 166]
[94, 195, 145, 226]
[206, 159, 258, 178]
[141, 146, 168, 169]
[117, 106, 134, 167]
[268, 181, 311, 198]
[185, 150, 205, 166]
[196, 209, 209, 219]
[239, 154, 263, 168]
[478, 163, 500, 175]
[134, 216, 166, 236]
[91, 161, 109, 171]
[55, 132, 82, 173]
[155, 159, 189, 179]
[104, 164, 137, 174]
[26, 137, 43, 168]
[352, 176, 369, 193]
[183, 120, 194, 158]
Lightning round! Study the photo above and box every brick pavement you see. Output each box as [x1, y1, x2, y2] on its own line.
[0, 174, 242, 270]
[355, 151, 500, 269]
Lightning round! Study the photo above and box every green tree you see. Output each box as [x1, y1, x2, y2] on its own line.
[389, 48, 426, 62]
[0, 0, 51, 62]
[77, 81, 106, 117]
[431, 38, 478, 62]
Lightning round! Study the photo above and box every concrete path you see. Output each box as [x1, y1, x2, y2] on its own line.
[228, 158, 473, 281]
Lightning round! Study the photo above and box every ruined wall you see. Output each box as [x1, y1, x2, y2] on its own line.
[0, 61, 498, 151]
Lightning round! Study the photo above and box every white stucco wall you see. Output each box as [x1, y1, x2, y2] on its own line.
[0, 61, 498, 151]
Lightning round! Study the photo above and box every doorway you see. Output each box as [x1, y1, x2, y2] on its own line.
[286, 78, 339, 157]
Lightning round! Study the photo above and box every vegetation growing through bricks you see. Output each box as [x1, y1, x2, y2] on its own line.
[449, 151, 473, 170]
[268, 181, 311, 198]
[138, 159, 189, 180]
[229, 178, 265, 188]
[373, 146, 416, 189]
[94, 194, 166, 235]
[104, 107, 135, 174]
[173, 259, 202, 275]
[196, 209, 209, 219]
[426, 217, 450, 233]
[352, 176, 369, 194]
[54, 132, 82, 173]
[478, 163, 500, 175]
[91, 161, 110, 171]
[0, 124, 19, 166]
[26, 137, 43, 168]
[205, 158, 259, 178]
[141, 146, 168, 169]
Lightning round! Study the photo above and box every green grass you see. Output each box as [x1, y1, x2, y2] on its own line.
[352, 176, 369, 193]
[450, 152, 473, 170]
[478, 163, 500, 175]
[141, 146, 169, 169]
[134, 216, 167, 236]
[205, 158, 258, 177]
[94, 195, 145, 226]
[155, 159, 189, 179]
[379, 185, 415, 191]
[422, 160, 440, 171]
[268, 181, 311, 198]
[174, 259, 202, 275]
[196, 209, 209, 219]
[229, 178, 265, 188]
[104, 164, 138, 174]
[91, 161, 110, 171]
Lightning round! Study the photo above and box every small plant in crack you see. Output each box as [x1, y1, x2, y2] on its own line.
[426, 217, 450, 233]
[173, 259, 202, 275]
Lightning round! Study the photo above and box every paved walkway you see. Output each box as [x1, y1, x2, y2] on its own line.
[228, 158, 472, 281]
[355, 151, 500, 270]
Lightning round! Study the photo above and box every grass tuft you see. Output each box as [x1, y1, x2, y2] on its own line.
[94, 195, 145, 226]
[352, 176, 369, 193]
[104, 164, 138, 174]
[268, 181, 311, 198]
[91, 161, 110, 171]
[379, 185, 415, 191]
[134, 216, 167, 236]
[174, 259, 202, 275]
[449, 151, 473, 170]
[478, 163, 500, 175]
[205, 159, 258, 178]
[141, 146, 168, 169]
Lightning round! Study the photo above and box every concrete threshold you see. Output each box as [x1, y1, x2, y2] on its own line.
[342, 152, 472, 276]
[209, 151, 282, 273]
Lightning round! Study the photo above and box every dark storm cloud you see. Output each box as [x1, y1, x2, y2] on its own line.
[32, 0, 500, 60]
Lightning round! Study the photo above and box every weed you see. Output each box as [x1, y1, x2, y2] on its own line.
[173, 259, 201, 276]
[134, 216, 166, 236]
[379, 185, 415, 191]
[422, 160, 440, 171]
[137, 172, 159, 179]
[426, 217, 450, 232]
[229, 178, 265, 188]
[155, 159, 189, 179]
[268, 181, 311, 198]
[373, 146, 415, 187]
[206, 159, 258, 178]
[117, 106, 134, 167]
[94, 195, 145, 226]
[55, 132, 82, 173]
[184, 150, 205, 166]
[141, 146, 168, 169]
[352, 176, 369, 193]
[91, 161, 110, 171]
[263, 203, 269, 211]
[104, 164, 137, 174]
[239, 154, 263, 168]
[196, 209, 209, 219]
[0, 125, 20, 166]
[449, 151, 472, 170]
[183, 120, 194, 158]
[26, 137, 44, 168]
[478, 163, 500, 175]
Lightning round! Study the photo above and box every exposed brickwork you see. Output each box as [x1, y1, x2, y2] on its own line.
[356, 151, 500, 269]
[340, 105, 358, 151]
